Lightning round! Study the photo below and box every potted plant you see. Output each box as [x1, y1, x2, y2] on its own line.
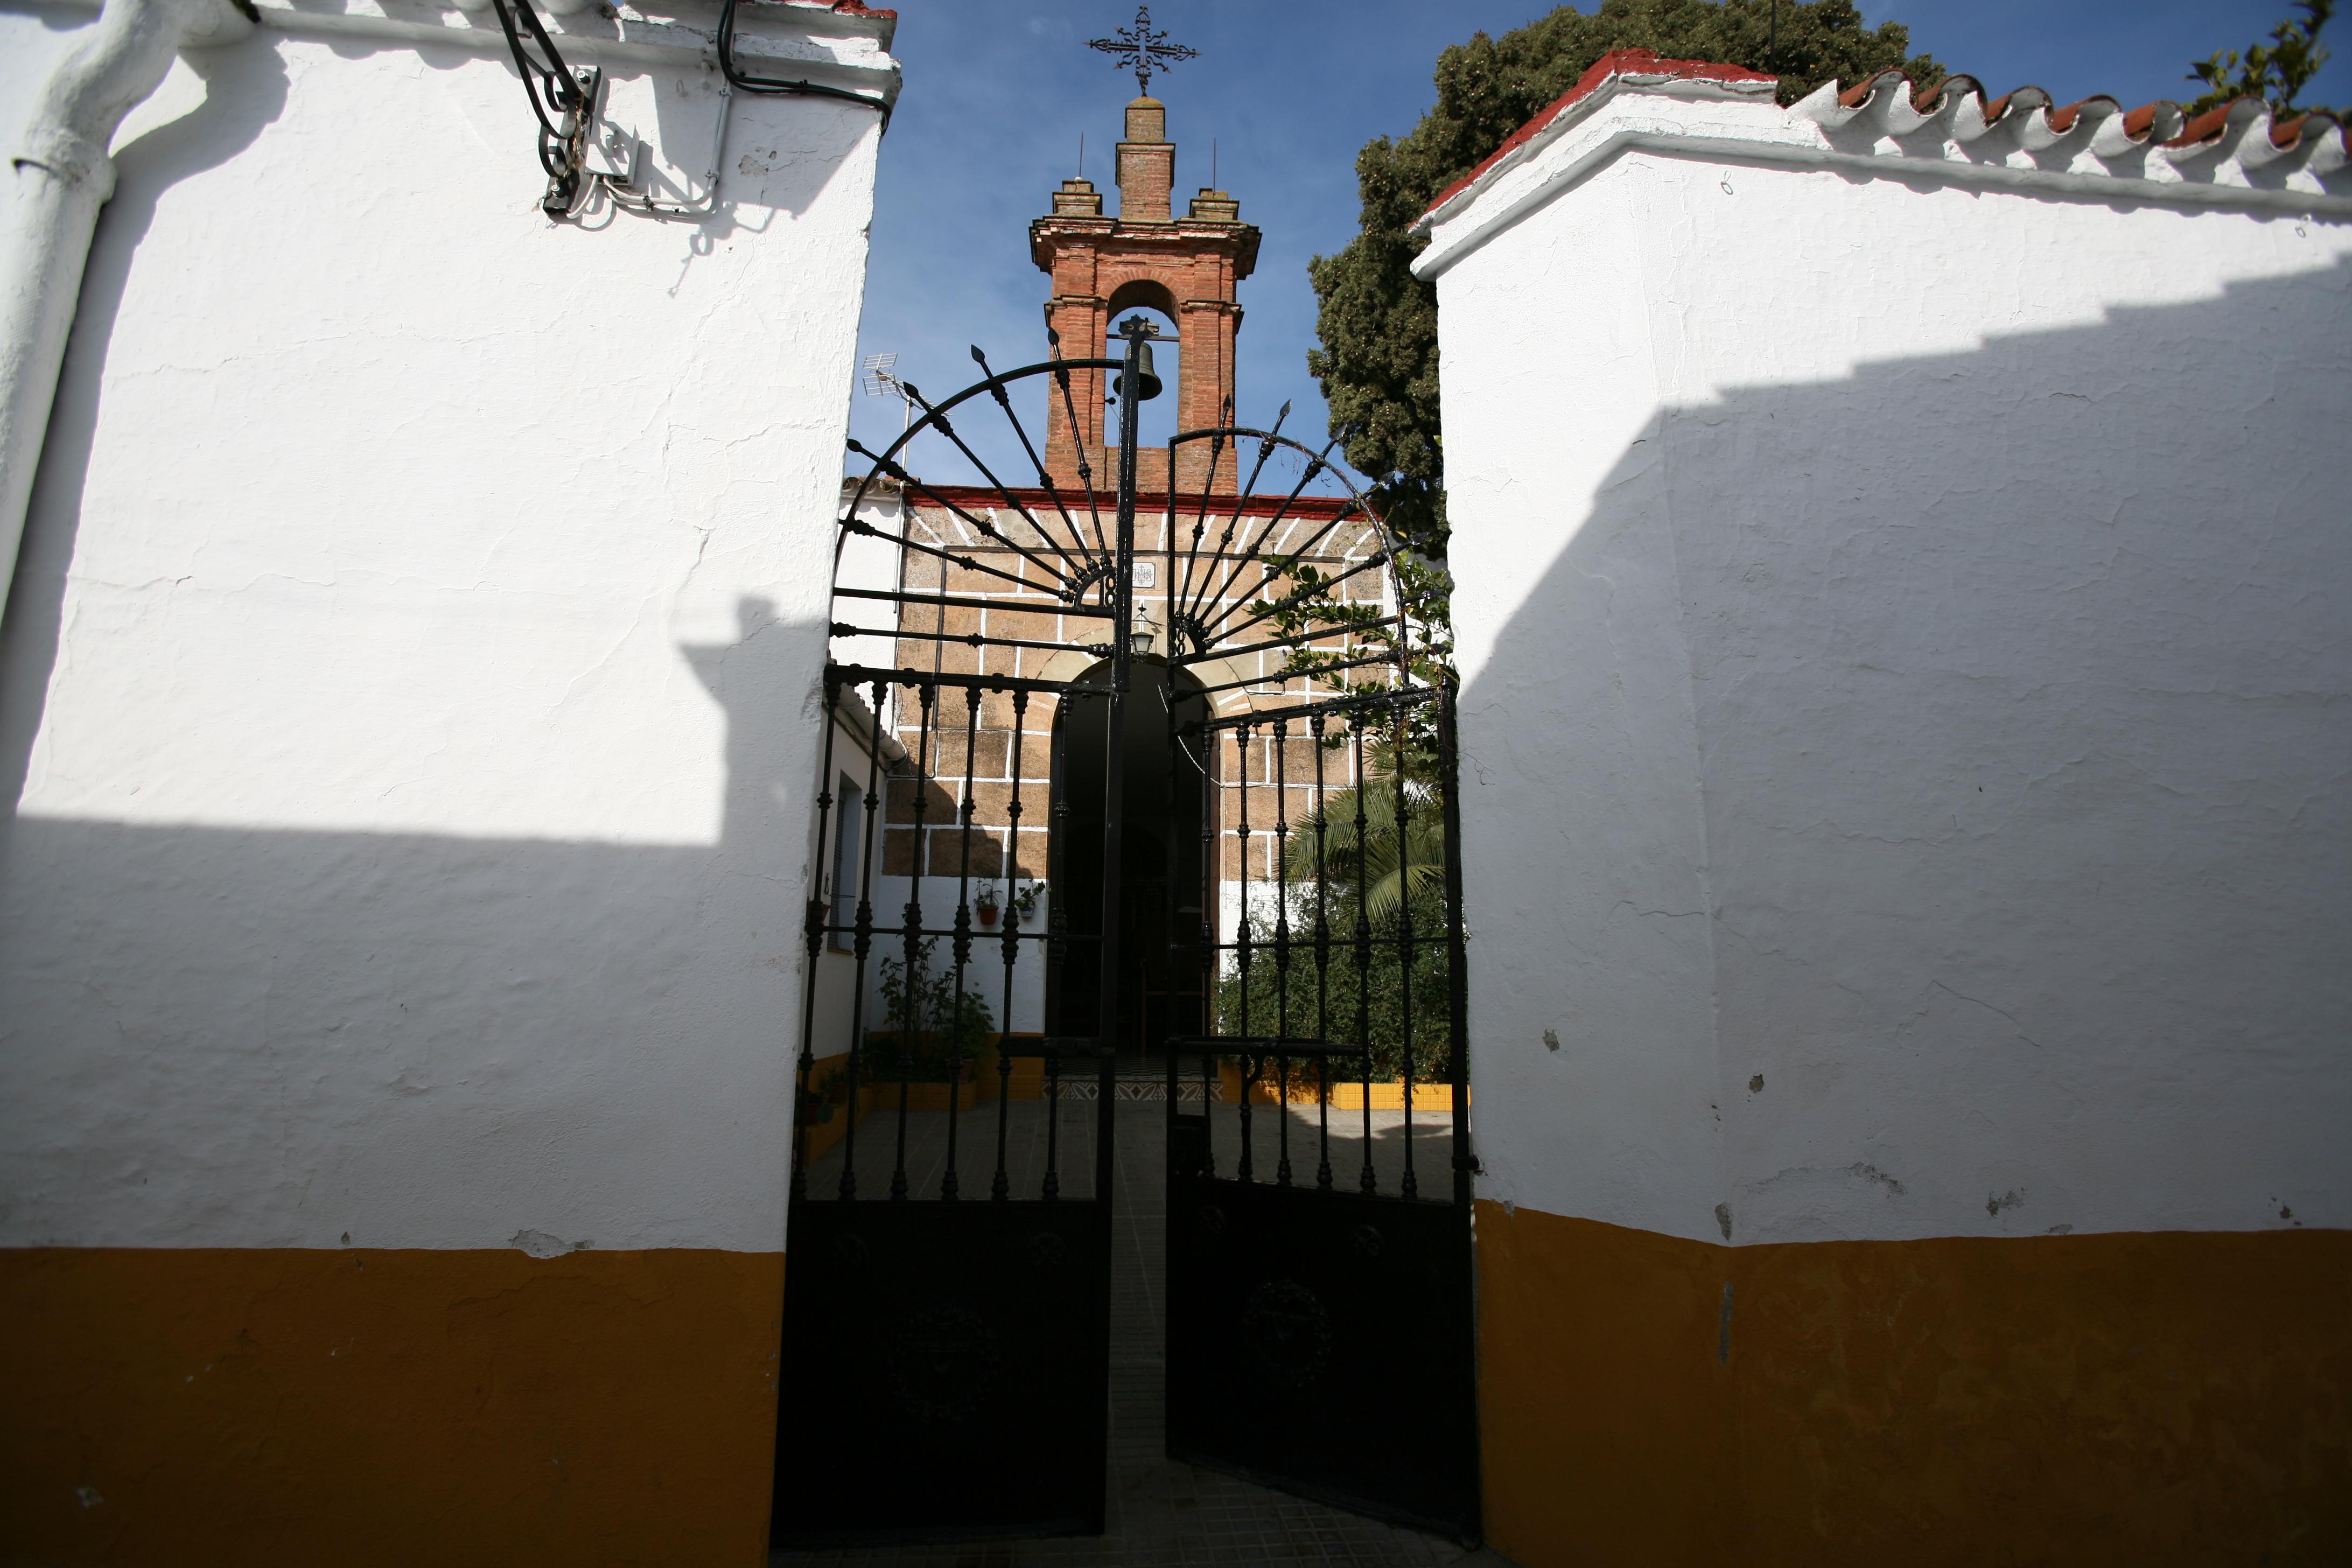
[1012, 880, 1046, 926]
[975, 886, 1000, 927]
[866, 937, 997, 1111]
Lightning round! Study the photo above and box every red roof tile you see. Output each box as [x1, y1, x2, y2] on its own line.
[1422, 54, 2349, 229]
[760, 0, 897, 18]
[1422, 50, 1775, 219]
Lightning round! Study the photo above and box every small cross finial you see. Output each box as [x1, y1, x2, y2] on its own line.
[1087, 5, 1198, 98]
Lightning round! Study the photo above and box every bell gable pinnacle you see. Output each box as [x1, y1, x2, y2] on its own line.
[1030, 97, 1261, 493]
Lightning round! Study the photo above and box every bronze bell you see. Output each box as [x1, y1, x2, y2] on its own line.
[1117, 340, 1163, 402]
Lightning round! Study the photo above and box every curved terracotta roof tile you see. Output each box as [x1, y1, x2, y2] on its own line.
[1418, 59, 2352, 237]
[1840, 69, 1902, 110]
[2045, 97, 2120, 135]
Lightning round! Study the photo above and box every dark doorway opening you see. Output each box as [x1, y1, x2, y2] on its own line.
[1049, 659, 1209, 1068]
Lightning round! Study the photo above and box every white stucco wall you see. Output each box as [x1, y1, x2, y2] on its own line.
[0, 0, 894, 1252]
[1424, 80, 2352, 1247]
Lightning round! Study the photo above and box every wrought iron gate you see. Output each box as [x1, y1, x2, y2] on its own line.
[774, 320, 1476, 1545]
[1152, 429, 1479, 1539]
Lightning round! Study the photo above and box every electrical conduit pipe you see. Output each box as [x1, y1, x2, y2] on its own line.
[0, 0, 249, 626]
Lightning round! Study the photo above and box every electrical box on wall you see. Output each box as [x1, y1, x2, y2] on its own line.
[581, 67, 733, 213]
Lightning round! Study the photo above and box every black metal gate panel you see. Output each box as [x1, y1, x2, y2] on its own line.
[1165, 1177, 1473, 1528]
[1160, 682, 1478, 1539]
[777, 1200, 1110, 1541]
[775, 320, 1475, 1544]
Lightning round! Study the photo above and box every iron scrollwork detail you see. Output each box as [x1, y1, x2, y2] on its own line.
[888, 1303, 1003, 1426]
[1242, 1277, 1332, 1392]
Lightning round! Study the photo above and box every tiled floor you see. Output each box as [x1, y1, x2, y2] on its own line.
[779, 1095, 1495, 1567]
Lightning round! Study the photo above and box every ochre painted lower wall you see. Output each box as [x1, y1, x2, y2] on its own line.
[0, 1247, 784, 1567]
[1476, 1201, 2352, 1566]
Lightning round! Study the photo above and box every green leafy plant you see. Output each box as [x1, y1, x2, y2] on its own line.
[2189, 1, 2338, 117]
[866, 936, 995, 1082]
[1214, 743, 1457, 1085]
[797, 1061, 851, 1126]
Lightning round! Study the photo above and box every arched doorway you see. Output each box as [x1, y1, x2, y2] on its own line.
[1048, 658, 1210, 1068]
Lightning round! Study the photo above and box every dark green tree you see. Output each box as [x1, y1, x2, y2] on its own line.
[2188, 1, 2339, 117]
[1307, 0, 1939, 557]
[1215, 740, 1454, 1086]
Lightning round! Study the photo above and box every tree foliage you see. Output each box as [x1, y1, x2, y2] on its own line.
[1214, 741, 1454, 1084]
[2189, 0, 2339, 117]
[1215, 892, 1454, 1087]
[1307, 0, 1938, 557]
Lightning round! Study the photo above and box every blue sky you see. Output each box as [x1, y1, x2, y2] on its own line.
[849, 2, 2352, 481]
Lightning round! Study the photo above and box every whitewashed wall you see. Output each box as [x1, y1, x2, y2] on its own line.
[1422, 79, 2352, 1247]
[0, 0, 894, 1252]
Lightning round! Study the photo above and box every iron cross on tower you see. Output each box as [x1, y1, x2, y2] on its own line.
[1087, 5, 1199, 96]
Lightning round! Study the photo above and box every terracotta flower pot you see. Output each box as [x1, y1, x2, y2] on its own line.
[978, 905, 999, 927]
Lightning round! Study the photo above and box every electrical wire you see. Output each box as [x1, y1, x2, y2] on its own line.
[496, 0, 890, 224]
[489, 0, 588, 211]
[715, 0, 893, 129]
[591, 76, 732, 221]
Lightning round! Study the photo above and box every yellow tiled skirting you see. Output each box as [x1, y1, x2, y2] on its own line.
[1474, 1201, 2351, 1565]
[1, 1246, 783, 1567]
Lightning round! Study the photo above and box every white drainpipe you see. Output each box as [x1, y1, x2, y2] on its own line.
[0, 0, 249, 625]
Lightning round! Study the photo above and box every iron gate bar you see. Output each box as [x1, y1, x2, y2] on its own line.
[1309, 710, 1333, 1189]
[890, 676, 936, 1203]
[830, 587, 1118, 620]
[837, 515, 1041, 594]
[1186, 652, 1408, 700]
[834, 677, 890, 1201]
[1046, 337, 1115, 563]
[1349, 712, 1376, 1191]
[823, 666, 1109, 698]
[1195, 549, 1392, 648]
[895, 381, 1102, 592]
[942, 680, 981, 1200]
[1168, 431, 1328, 632]
[1185, 480, 1362, 633]
[1169, 414, 1290, 628]
[828, 622, 1096, 659]
[1181, 475, 1358, 629]
[848, 450, 1086, 596]
[1158, 1037, 1364, 1055]
[1391, 708, 1416, 1198]
[839, 354, 1122, 509]
[1272, 713, 1293, 1189]
[1193, 684, 1430, 734]
[1437, 685, 1476, 1206]
[968, 346, 1097, 577]
[1232, 720, 1254, 1183]
[1168, 615, 1405, 668]
[990, 687, 1031, 1201]
[792, 676, 845, 1202]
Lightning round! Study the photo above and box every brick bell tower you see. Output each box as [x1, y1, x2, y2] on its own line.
[1032, 94, 1259, 494]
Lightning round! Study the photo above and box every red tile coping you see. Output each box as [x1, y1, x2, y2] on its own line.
[1423, 50, 1776, 220]
[759, 0, 895, 18]
[912, 485, 1366, 524]
[1424, 54, 2349, 226]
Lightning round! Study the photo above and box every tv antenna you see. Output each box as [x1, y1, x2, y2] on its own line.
[861, 351, 917, 464]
